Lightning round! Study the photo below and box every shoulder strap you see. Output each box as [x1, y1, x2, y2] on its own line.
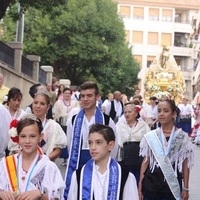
[109, 101, 116, 120]
[111, 100, 115, 110]
[76, 167, 82, 200]
[120, 101, 124, 115]
[103, 113, 110, 126]
[72, 114, 77, 126]
[119, 164, 129, 200]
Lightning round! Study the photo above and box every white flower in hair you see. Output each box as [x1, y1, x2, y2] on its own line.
[3, 95, 8, 102]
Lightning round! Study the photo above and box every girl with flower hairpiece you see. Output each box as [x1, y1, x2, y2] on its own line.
[116, 103, 150, 184]
[0, 113, 65, 199]
[8, 91, 67, 161]
[139, 99, 194, 200]
[5, 88, 26, 154]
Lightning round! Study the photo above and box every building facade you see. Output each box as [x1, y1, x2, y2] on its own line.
[115, 0, 200, 104]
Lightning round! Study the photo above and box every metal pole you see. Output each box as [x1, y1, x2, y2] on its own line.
[16, 3, 24, 43]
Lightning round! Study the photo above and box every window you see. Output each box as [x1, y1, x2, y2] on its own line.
[132, 31, 143, 44]
[148, 32, 158, 45]
[125, 30, 130, 42]
[161, 33, 172, 45]
[147, 56, 155, 67]
[119, 6, 131, 18]
[175, 13, 182, 23]
[149, 8, 159, 21]
[162, 9, 173, 22]
[133, 55, 142, 66]
[133, 7, 144, 20]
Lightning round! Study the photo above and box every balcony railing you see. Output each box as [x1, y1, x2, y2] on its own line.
[0, 41, 14, 68]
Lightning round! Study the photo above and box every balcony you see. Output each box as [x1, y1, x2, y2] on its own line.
[172, 46, 193, 57]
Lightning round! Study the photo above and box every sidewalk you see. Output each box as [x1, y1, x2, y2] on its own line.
[189, 144, 200, 200]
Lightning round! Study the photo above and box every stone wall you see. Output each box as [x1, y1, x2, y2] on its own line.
[0, 41, 53, 109]
[0, 61, 36, 109]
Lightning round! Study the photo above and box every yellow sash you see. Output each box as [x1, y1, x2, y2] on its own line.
[5, 155, 18, 192]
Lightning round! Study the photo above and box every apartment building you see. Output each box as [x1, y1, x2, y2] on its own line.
[114, 0, 200, 103]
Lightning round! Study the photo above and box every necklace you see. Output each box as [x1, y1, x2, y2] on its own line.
[63, 100, 71, 106]
[21, 170, 27, 181]
[160, 126, 175, 156]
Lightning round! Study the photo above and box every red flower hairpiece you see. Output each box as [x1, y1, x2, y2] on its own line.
[11, 136, 19, 143]
[134, 105, 141, 113]
[10, 119, 18, 128]
[9, 119, 19, 143]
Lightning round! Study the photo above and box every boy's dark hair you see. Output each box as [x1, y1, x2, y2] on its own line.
[89, 124, 115, 143]
[79, 81, 99, 95]
[29, 84, 41, 98]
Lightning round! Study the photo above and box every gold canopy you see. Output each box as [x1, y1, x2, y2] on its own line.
[144, 45, 186, 104]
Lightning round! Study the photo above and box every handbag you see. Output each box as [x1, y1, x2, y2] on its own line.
[123, 141, 142, 170]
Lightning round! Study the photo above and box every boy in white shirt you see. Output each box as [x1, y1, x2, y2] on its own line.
[68, 124, 139, 200]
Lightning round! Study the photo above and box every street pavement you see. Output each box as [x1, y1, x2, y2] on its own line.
[56, 144, 200, 200]
[189, 144, 200, 200]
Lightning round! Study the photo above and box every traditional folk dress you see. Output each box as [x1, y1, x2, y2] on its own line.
[53, 99, 78, 160]
[0, 153, 65, 199]
[64, 107, 117, 199]
[140, 127, 194, 200]
[67, 157, 139, 200]
[8, 119, 67, 157]
[178, 103, 193, 134]
[116, 120, 150, 184]
[53, 99, 78, 125]
[8, 107, 26, 121]
[41, 119, 67, 156]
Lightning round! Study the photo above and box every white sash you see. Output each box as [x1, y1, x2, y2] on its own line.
[144, 131, 181, 200]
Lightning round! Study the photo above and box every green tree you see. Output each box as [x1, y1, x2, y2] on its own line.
[2, 0, 140, 96]
[0, 0, 65, 20]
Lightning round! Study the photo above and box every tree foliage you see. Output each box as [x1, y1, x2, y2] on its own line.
[1, 0, 140, 96]
[0, 0, 65, 20]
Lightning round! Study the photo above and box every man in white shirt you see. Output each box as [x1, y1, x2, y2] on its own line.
[105, 90, 124, 123]
[64, 81, 117, 199]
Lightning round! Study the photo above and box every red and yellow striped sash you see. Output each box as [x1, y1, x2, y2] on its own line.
[5, 155, 18, 192]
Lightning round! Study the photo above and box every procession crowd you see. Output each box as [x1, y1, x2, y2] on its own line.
[0, 72, 200, 200]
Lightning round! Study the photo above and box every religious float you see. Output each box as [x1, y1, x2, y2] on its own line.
[144, 45, 186, 104]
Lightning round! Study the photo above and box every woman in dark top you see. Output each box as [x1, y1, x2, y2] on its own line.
[138, 98, 194, 200]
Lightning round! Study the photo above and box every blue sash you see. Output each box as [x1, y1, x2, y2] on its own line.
[64, 107, 103, 199]
[81, 158, 120, 200]
[144, 130, 181, 200]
